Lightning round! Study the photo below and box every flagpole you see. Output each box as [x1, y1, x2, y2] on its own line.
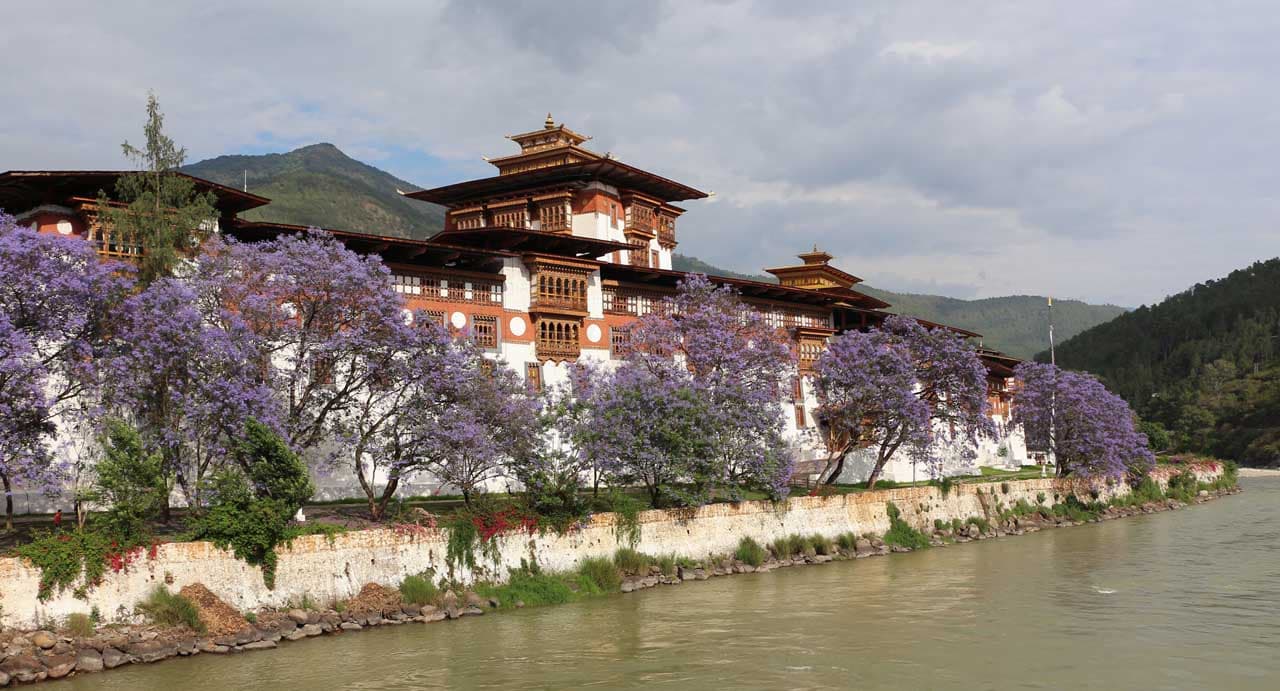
[1045, 296, 1055, 478]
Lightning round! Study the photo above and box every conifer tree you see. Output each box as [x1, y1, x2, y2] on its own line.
[98, 92, 216, 284]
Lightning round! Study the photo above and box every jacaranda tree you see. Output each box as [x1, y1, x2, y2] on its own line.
[623, 274, 797, 499]
[1012, 361, 1154, 479]
[105, 277, 277, 516]
[813, 315, 993, 489]
[194, 231, 409, 457]
[0, 215, 133, 528]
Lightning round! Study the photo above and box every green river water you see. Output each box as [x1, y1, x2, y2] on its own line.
[52, 477, 1280, 690]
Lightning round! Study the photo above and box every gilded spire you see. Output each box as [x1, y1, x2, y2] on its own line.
[544, 113, 555, 129]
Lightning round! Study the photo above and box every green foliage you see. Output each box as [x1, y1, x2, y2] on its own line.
[398, 574, 439, 605]
[769, 536, 791, 558]
[283, 522, 348, 544]
[1052, 257, 1280, 467]
[136, 586, 205, 633]
[100, 93, 217, 284]
[575, 557, 622, 594]
[883, 502, 930, 550]
[1139, 420, 1172, 452]
[607, 491, 644, 548]
[809, 533, 834, 556]
[92, 419, 167, 545]
[474, 569, 576, 609]
[244, 611, 257, 624]
[187, 421, 313, 589]
[734, 537, 767, 566]
[787, 533, 810, 557]
[15, 530, 115, 600]
[1036, 492, 1047, 505]
[1165, 470, 1200, 503]
[931, 476, 956, 498]
[613, 547, 653, 575]
[965, 516, 993, 533]
[444, 514, 481, 575]
[656, 554, 677, 576]
[836, 532, 858, 550]
[65, 612, 94, 638]
[1132, 476, 1165, 504]
[1000, 482, 1011, 495]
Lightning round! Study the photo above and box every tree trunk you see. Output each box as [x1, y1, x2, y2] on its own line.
[819, 453, 846, 486]
[374, 475, 401, 521]
[2, 473, 12, 532]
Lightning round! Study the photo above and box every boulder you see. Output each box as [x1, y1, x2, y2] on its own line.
[287, 609, 310, 625]
[620, 580, 636, 593]
[240, 640, 277, 651]
[41, 653, 76, 679]
[422, 608, 447, 623]
[284, 630, 307, 642]
[196, 640, 229, 655]
[125, 639, 175, 664]
[30, 631, 57, 650]
[461, 606, 485, 617]
[854, 538, 874, 557]
[300, 624, 324, 637]
[339, 622, 363, 632]
[966, 524, 981, 539]
[0, 671, 9, 687]
[441, 591, 460, 610]
[0, 654, 45, 683]
[76, 648, 104, 673]
[401, 604, 422, 617]
[464, 591, 485, 608]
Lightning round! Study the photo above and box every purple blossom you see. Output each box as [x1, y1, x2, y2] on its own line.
[1012, 362, 1154, 479]
[813, 316, 994, 487]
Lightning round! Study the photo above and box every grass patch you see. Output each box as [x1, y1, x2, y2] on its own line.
[474, 569, 576, 609]
[836, 532, 858, 550]
[399, 574, 439, 605]
[576, 556, 622, 594]
[882, 502, 930, 551]
[734, 537, 767, 566]
[809, 533, 834, 556]
[656, 554, 677, 577]
[136, 586, 205, 633]
[613, 547, 653, 575]
[65, 612, 94, 638]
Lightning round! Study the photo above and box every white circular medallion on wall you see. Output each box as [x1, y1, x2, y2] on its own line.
[508, 316, 527, 337]
[586, 324, 602, 343]
[55, 220, 74, 235]
[450, 311, 467, 329]
[401, 308, 414, 325]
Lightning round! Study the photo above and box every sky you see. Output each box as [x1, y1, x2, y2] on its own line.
[3, 1, 1278, 307]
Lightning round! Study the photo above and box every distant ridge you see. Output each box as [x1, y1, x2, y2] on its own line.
[183, 143, 445, 239]
[672, 254, 1125, 359]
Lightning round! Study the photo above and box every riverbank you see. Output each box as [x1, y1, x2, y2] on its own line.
[0, 463, 1231, 686]
[1239, 467, 1280, 477]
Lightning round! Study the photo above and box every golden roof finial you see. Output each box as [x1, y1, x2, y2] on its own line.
[544, 113, 555, 129]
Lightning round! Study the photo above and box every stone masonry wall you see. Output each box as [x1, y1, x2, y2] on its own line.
[0, 463, 1222, 630]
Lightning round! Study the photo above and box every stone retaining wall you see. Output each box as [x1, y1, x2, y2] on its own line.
[0, 463, 1223, 631]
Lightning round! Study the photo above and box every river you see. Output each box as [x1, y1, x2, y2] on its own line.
[53, 477, 1280, 690]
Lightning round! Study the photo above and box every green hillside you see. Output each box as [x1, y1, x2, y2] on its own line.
[183, 143, 445, 239]
[672, 254, 1125, 359]
[1050, 258, 1280, 466]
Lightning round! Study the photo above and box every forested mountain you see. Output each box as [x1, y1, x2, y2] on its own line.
[1050, 258, 1280, 467]
[183, 143, 445, 239]
[672, 255, 1125, 359]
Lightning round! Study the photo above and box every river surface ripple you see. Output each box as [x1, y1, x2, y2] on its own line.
[52, 477, 1280, 690]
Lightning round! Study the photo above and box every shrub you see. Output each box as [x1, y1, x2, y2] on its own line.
[15, 529, 116, 600]
[244, 611, 257, 624]
[92, 419, 167, 545]
[787, 533, 809, 556]
[65, 612, 94, 638]
[836, 532, 858, 550]
[187, 421, 314, 589]
[883, 502, 930, 550]
[965, 516, 992, 533]
[770, 537, 791, 558]
[931, 476, 956, 498]
[933, 518, 945, 532]
[1166, 470, 1199, 503]
[475, 569, 576, 608]
[136, 586, 204, 632]
[1000, 482, 1011, 495]
[613, 547, 653, 575]
[1036, 492, 1047, 505]
[656, 554, 677, 577]
[809, 533, 833, 556]
[734, 537, 767, 567]
[1131, 476, 1164, 504]
[399, 574, 439, 605]
[576, 557, 622, 594]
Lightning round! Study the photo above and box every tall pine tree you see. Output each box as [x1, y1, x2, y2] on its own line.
[98, 93, 216, 284]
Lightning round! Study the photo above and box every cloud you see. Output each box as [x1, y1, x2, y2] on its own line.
[2, 0, 1278, 306]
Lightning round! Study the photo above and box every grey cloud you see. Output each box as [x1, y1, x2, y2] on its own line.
[2, 0, 1278, 306]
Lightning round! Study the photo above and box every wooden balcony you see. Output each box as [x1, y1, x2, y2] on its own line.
[535, 318, 581, 361]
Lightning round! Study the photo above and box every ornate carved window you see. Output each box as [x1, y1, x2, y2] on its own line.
[471, 314, 498, 348]
[538, 199, 570, 233]
[526, 362, 543, 393]
[610, 326, 631, 358]
[535, 318, 580, 360]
